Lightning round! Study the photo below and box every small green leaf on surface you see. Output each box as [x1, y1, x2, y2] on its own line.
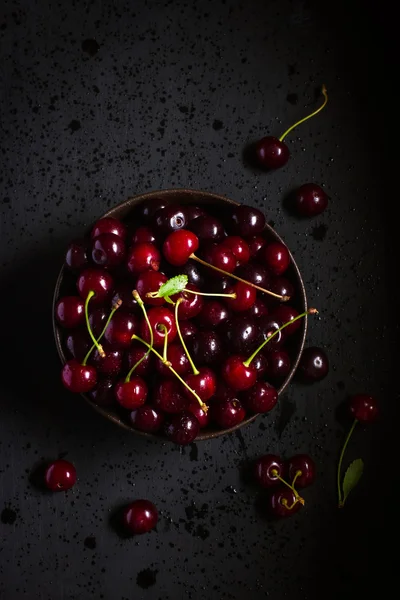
[157, 275, 188, 298]
[342, 458, 364, 506]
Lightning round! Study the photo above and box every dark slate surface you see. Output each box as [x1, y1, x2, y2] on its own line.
[0, 1, 397, 599]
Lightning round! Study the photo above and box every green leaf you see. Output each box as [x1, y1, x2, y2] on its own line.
[157, 275, 188, 298]
[342, 458, 364, 505]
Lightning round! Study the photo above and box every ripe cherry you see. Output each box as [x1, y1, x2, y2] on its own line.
[254, 454, 283, 487]
[155, 342, 190, 377]
[88, 378, 115, 406]
[172, 284, 204, 319]
[164, 411, 200, 445]
[136, 271, 168, 306]
[297, 347, 329, 382]
[55, 296, 85, 329]
[91, 233, 126, 269]
[61, 359, 97, 393]
[88, 306, 108, 336]
[225, 281, 256, 312]
[91, 217, 126, 240]
[236, 262, 270, 289]
[136, 197, 167, 223]
[221, 236, 250, 265]
[163, 229, 199, 266]
[292, 183, 328, 217]
[225, 205, 266, 236]
[196, 301, 231, 328]
[140, 306, 177, 347]
[123, 499, 158, 534]
[222, 355, 257, 391]
[187, 401, 209, 428]
[242, 381, 278, 413]
[126, 341, 154, 376]
[115, 377, 148, 410]
[179, 320, 198, 340]
[131, 226, 157, 244]
[286, 454, 316, 488]
[111, 282, 139, 313]
[104, 310, 139, 349]
[77, 269, 114, 305]
[153, 204, 188, 234]
[65, 239, 88, 271]
[349, 394, 378, 422]
[273, 305, 301, 336]
[153, 379, 187, 413]
[126, 242, 160, 275]
[211, 398, 246, 429]
[269, 488, 302, 518]
[192, 330, 223, 366]
[255, 137, 290, 170]
[65, 330, 91, 361]
[264, 242, 290, 276]
[189, 215, 225, 241]
[184, 367, 217, 402]
[130, 406, 164, 433]
[264, 349, 291, 381]
[208, 245, 236, 273]
[90, 346, 123, 377]
[268, 277, 294, 306]
[248, 297, 269, 319]
[246, 235, 266, 259]
[257, 315, 285, 350]
[221, 315, 259, 354]
[44, 460, 77, 492]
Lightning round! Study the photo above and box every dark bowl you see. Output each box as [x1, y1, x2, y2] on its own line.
[52, 188, 307, 441]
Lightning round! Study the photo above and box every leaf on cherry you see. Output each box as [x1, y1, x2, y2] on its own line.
[342, 458, 364, 506]
[157, 275, 188, 298]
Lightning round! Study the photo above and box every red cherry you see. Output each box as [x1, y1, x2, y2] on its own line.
[187, 401, 210, 428]
[349, 394, 378, 422]
[286, 454, 316, 488]
[172, 283, 203, 319]
[55, 296, 85, 328]
[208, 245, 236, 273]
[61, 359, 97, 393]
[44, 460, 77, 492]
[248, 297, 268, 319]
[90, 346, 123, 377]
[123, 499, 158, 534]
[126, 242, 161, 275]
[130, 406, 164, 433]
[115, 377, 148, 409]
[140, 306, 177, 348]
[196, 300, 231, 328]
[179, 321, 198, 340]
[264, 242, 290, 276]
[292, 183, 328, 217]
[91, 217, 127, 240]
[126, 341, 154, 376]
[91, 233, 126, 269]
[153, 379, 188, 413]
[111, 282, 139, 313]
[104, 310, 139, 349]
[254, 454, 283, 488]
[255, 136, 290, 170]
[88, 378, 115, 406]
[220, 236, 250, 264]
[246, 235, 266, 259]
[211, 398, 246, 428]
[241, 381, 278, 413]
[163, 229, 199, 266]
[65, 330, 91, 361]
[131, 226, 157, 244]
[222, 355, 257, 391]
[273, 305, 301, 336]
[135, 270, 168, 306]
[65, 239, 89, 271]
[77, 268, 114, 305]
[184, 367, 217, 401]
[264, 349, 291, 381]
[155, 343, 190, 377]
[164, 411, 200, 445]
[225, 282, 257, 312]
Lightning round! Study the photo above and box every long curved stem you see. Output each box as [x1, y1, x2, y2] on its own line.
[175, 298, 199, 375]
[123, 290, 154, 381]
[272, 470, 305, 505]
[190, 254, 289, 301]
[337, 419, 358, 508]
[182, 288, 237, 299]
[83, 290, 105, 362]
[83, 297, 122, 365]
[159, 324, 169, 363]
[279, 85, 328, 142]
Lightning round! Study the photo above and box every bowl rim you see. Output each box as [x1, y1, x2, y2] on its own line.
[52, 188, 308, 442]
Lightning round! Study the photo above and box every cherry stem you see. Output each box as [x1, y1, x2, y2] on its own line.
[279, 84, 328, 142]
[131, 334, 207, 412]
[282, 498, 301, 511]
[271, 470, 305, 505]
[159, 324, 169, 363]
[182, 288, 237, 299]
[83, 297, 122, 365]
[337, 418, 358, 508]
[291, 470, 302, 489]
[124, 290, 154, 382]
[83, 291, 105, 362]
[243, 308, 318, 367]
[174, 298, 199, 376]
[190, 254, 289, 301]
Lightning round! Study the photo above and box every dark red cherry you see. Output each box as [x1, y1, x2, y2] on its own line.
[254, 454, 283, 488]
[349, 394, 378, 422]
[185, 205, 206, 221]
[131, 226, 157, 244]
[292, 183, 328, 217]
[246, 235, 266, 259]
[126, 242, 160, 275]
[251, 353, 268, 378]
[189, 215, 225, 242]
[222, 355, 257, 391]
[91, 217, 127, 240]
[192, 331, 223, 366]
[268, 277, 294, 306]
[286, 454, 316, 488]
[61, 359, 97, 393]
[265, 349, 291, 381]
[90, 346, 123, 377]
[153, 379, 187, 413]
[187, 401, 209, 428]
[208, 245, 236, 273]
[184, 367, 217, 402]
[255, 136, 290, 170]
[153, 204, 188, 235]
[221, 236, 250, 265]
[163, 229, 199, 266]
[115, 376, 148, 409]
[264, 242, 290, 276]
[91, 233, 126, 269]
[55, 296, 85, 329]
[225, 205, 266, 236]
[225, 282, 256, 312]
[77, 269, 114, 305]
[136, 198, 167, 223]
[221, 315, 259, 354]
[269, 488, 302, 518]
[211, 398, 246, 429]
[164, 411, 200, 445]
[257, 315, 285, 351]
[206, 276, 233, 294]
[236, 263, 270, 289]
[88, 378, 115, 406]
[297, 347, 329, 382]
[172, 283, 203, 319]
[273, 305, 301, 336]
[178, 260, 205, 288]
[126, 341, 154, 376]
[104, 310, 139, 349]
[179, 320, 198, 340]
[88, 306, 108, 337]
[111, 282, 139, 313]
[135, 270, 168, 306]
[65, 239, 89, 271]
[65, 330, 91, 361]
[130, 406, 164, 433]
[140, 306, 177, 347]
[212, 380, 236, 403]
[242, 381, 278, 413]
[155, 342, 190, 377]
[123, 499, 158, 534]
[196, 300, 231, 328]
[248, 298, 268, 319]
[44, 460, 77, 492]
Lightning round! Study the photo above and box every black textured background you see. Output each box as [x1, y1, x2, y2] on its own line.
[0, 1, 397, 599]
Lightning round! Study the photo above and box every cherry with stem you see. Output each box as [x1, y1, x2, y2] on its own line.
[127, 289, 154, 376]
[175, 298, 199, 376]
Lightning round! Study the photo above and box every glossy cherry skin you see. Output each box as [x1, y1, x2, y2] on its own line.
[135, 270, 168, 306]
[153, 204, 188, 235]
[126, 341, 154, 377]
[187, 401, 210, 428]
[163, 229, 199, 266]
[269, 488, 302, 518]
[123, 499, 158, 534]
[242, 381, 278, 413]
[126, 242, 160, 275]
[65, 239, 89, 271]
[236, 263, 270, 289]
[88, 378, 115, 406]
[140, 306, 177, 347]
[349, 394, 378, 422]
[297, 347, 329, 382]
[104, 311, 139, 349]
[221, 236, 250, 265]
[164, 411, 200, 445]
[153, 379, 188, 413]
[179, 320, 198, 341]
[185, 205, 206, 221]
[44, 460, 77, 492]
[155, 342, 190, 377]
[192, 331, 223, 366]
[251, 353, 268, 378]
[211, 398, 246, 429]
[90, 346, 123, 377]
[130, 406, 164, 433]
[273, 305, 301, 336]
[254, 455, 284, 487]
[221, 315, 259, 354]
[293, 183, 328, 217]
[264, 242, 290, 276]
[111, 282, 139, 313]
[91, 217, 127, 240]
[248, 298, 268, 319]
[189, 215, 225, 242]
[225, 282, 256, 312]
[246, 235, 266, 259]
[265, 349, 291, 381]
[268, 277, 294, 306]
[136, 197, 167, 223]
[196, 301, 231, 328]
[222, 355, 257, 391]
[88, 306, 108, 337]
[178, 260, 205, 288]
[225, 205, 266, 236]
[208, 245, 236, 273]
[55, 296, 85, 329]
[172, 284, 203, 319]
[77, 268, 114, 305]
[184, 367, 217, 402]
[91, 233, 126, 269]
[255, 136, 290, 170]
[212, 380, 236, 403]
[65, 330, 91, 361]
[115, 377, 148, 410]
[257, 315, 285, 350]
[131, 226, 157, 244]
[286, 454, 316, 488]
[61, 360, 97, 393]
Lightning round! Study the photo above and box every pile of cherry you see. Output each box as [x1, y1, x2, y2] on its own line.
[55, 199, 324, 446]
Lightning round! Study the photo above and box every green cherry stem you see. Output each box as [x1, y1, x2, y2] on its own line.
[190, 254, 289, 301]
[159, 324, 169, 363]
[131, 334, 207, 411]
[282, 498, 300, 511]
[337, 418, 358, 508]
[291, 470, 302, 489]
[243, 308, 318, 367]
[124, 290, 154, 382]
[279, 85, 328, 142]
[182, 288, 237, 299]
[83, 291, 106, 361]
[175, 298, 199, 376]
[83, 297, 122, 365]
[271, 469, 305, 505]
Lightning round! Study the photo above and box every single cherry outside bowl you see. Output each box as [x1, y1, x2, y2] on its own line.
[52, 189, 307, 441]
